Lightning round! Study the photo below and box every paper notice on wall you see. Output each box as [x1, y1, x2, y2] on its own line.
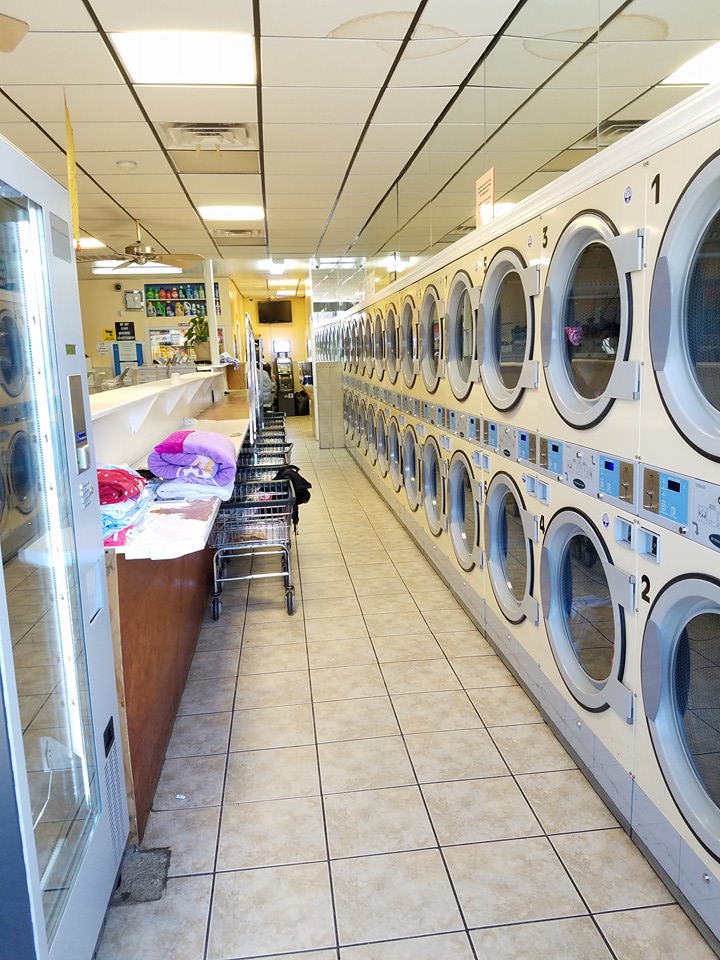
[117, 341, 137, 361]
[96, 342, 110, 356]
[476, 168, 495, 229]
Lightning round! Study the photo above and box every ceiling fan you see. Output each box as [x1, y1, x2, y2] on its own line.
[81, 221, 206, 270]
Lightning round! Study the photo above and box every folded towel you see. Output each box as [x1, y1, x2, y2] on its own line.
[97, 465, 146, 504]
[155, 476, 236, 502]
[148, 430, 236, 486]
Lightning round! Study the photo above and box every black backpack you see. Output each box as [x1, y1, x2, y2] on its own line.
[273, 464, 312, 531]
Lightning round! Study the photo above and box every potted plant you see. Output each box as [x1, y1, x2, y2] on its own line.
[183, 315, 211, 362]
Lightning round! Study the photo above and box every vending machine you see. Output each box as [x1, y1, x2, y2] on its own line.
[273, 340, 296, 415]
[0, 140, 128, 958]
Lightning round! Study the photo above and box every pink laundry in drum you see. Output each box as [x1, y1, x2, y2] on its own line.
[565, 326, 584, 346]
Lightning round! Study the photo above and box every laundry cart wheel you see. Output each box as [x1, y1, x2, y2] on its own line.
[285, 587, 296, 615]
[211, 596, 222, 621]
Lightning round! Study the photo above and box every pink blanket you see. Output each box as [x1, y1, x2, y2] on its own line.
[148, 430, 236, 486]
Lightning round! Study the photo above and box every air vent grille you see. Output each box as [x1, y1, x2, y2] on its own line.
[157, 122, 258, 151]
[573, 119, 646, 150]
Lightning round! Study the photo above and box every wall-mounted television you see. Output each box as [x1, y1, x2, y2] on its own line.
[258, 299, 292, 324]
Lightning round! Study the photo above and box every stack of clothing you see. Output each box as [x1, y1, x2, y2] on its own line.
[98, 466, 156, 546]
[148, 429, 237, 501]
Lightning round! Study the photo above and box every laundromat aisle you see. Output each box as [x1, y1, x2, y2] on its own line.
[96, 419, 716, 960]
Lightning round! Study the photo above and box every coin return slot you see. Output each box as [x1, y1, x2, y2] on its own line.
[615, 518, 634, 549]
[638, 526, 661, 562]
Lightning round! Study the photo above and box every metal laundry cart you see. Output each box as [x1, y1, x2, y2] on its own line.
[208, 478, 296, 618]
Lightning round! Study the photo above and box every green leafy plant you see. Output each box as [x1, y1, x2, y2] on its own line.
[183, 315, 209, 345]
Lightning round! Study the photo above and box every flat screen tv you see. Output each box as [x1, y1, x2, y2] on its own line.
[258, 299, 292, 324]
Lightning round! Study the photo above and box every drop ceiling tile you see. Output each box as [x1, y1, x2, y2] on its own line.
[0, 34, 123, 85]
[546, 39, 710, 89]
[345, 172, 397, 194]
[360, 122, 433, 153]
[602, 0, 720, 42]
[486, 122, 592, 154]
[267, 206, 332, 221]
[425, 122, 499, 154]
[26, 151, 73, 177]
[0, 122, 57, 154]
[1, 0, 95, 30]
[136, 85, 258, 123]
[263, 123, 363, 152]
[264, 152, 349, 176]
[609, 84, 704, 122]
[180, 173, 262, 195]
[73, 152, 174, 176]
[266, 193, 337, 209]
[372, 85, 456, 124]
[170, 152, 259, 175]
[417, 0, 516, 37]
[507, 0, 603, 41]
[474, 36, 581, 88]
[89, 0, 254, 32]
[0, 97, 41, 124]
[261, 37, 400, 88]
[94, 173, 182, 193]
[442, 85, 532, 125]
[472, 148, 558, 174]
[390, 36, 492, 87]
[119, 208, 200, 223]
[260, 1, 415, 39]
[42, 121, 158, 152]
[110, 192, 191, 209]
[8, 85, 143, 123]
[350, 151, 409, 177]
[261, 86, 376, 124]
[265, 174, 344, 194]
[192, 194, 264, 209]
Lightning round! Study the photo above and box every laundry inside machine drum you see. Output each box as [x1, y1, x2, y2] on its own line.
[685, 210, 720, 413]
[558, 533, 615, 682]
[0, 309, 26, 398]
[497, 491, 528, 601]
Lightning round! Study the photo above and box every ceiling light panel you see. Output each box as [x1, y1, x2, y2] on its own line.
[0, 33, 123, 85]
[546, 40, 710, 89]
[263, 123, 363, 153]
[199, 205, 264, 221]
[260, 1, 415, 39]
[136, 85, 258, 123]
[8, 84, 143, 123]
[261, 37, 400, 87]
[41, 121, 158, 152]
[391, 36, 493, 87]
[372, 86, 457, 124]
[261, 86, 376, 124]
[89, 0, 253, 32]
[111, 32, 255, 84]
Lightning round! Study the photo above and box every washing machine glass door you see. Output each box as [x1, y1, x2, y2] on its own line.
[374, 312, 385, 380]
[448, 452, 481, 571]
[350, 322, 359, 373]
[481, 249, 535, 411]
[0, 308, 27, 398]
[377, 412, 388, 476]
[402, 426, 420, 510]
[0, 467, 6, 530]
[9, 430, 40, 515]
[447, 271, 475, 401]
[541, 509, 631, 712]
[400, 298, 417, 388]
[364, 317, 374, 378]
[367, 407, 377, 464]
[485, 473, 536, 624]
[342, 325, 350, 369]
[385, 306, 398, 383]
[343, 394, 351, 436]
[542, 214, 635, 427]
[420, 285, 443, 393]
[642, 578, 720, 857]
[358, 400, 367, 452]
[422, 436, 444, 536]
[651, 160, 720, 458]
[388, 418, 402, 491]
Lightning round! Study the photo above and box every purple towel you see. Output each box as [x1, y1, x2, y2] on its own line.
[148, 430, 236, 486]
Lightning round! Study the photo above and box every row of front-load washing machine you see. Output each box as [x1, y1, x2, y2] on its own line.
[320, 84, 720, 947]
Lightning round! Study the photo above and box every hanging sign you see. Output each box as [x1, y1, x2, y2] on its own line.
[475, 167, 495, 229]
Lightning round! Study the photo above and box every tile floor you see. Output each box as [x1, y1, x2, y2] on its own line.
[96, 419, 717, 960]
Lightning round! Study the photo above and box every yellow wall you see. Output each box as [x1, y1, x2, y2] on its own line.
[246, 295, 310, 364]
[78, 276, 235, 368]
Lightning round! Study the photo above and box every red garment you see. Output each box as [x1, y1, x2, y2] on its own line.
[97, 467, 146, 505]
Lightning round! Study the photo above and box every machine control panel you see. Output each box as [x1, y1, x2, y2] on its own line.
[422, 401, 430, 420]
[483, 419, 499, 449]
[517, 430, 537, 465]
[497, 424, 518, 461]
[598, 455, 636, 509]
[539, 437, 564, 476]
[641, 468, 689, 528]
[448, 408, 457, 433]
[467, 416, 480, 442]
[456, 412, 468, 439]
[689, 478, 720, 552]
[412, 398, 420, 417]
[562, 443, 599, 497]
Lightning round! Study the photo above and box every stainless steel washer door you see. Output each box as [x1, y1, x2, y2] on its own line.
[400, 297, 417, 389]
[388, 418, 402, 491]
[446, 270, 476, 401]
[10, 429, 40, 516]
[363, 316, 374, 378]
[374, 312, 385, 381]
[423, 436, 444, 537]
[385, 305, 399, 384]
[642, 577, 720, 858]
[402, 425, 420, 511]
[377, 412, 388, 477]
[357, 399, 366, 450]
[367, 406, 377, 465]
[485, 472, 537, 625]
[448, 451, 482, 571]
[420, 285, 443, 394]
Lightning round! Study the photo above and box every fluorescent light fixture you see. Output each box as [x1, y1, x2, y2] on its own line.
[259, 259, 285, 275]
[76, 237, 105, 250]
[662, 41, 720, 84]
[92, 261, 182, 276]
[267, 278, 294, 288]
[275, 289, 296, 297]
[199, 205, 264, 221]
[383, 254, 417, 273]
[111, 32, 255, 85]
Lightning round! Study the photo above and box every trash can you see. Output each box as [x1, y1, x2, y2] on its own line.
[294, 390, 310, 416]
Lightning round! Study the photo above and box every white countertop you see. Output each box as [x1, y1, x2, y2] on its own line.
[90, 369, 224, 420]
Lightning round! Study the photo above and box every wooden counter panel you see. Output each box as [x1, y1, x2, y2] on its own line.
[116, 548, 213, 840]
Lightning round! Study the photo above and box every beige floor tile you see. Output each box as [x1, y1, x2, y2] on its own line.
[470, 916, 614, 960]
[358, 594, 419, 615]
[381, 659, 462, 695]
[314, 695, 399, 743]
[434, 630, 495, 657]
[304, 596, 362, 619]
[490, 723, 576, 774]
[230, 703, 316, 751]
[308, 638, 378, 669]
[413, 591, 463, 613]
[302, 579, 355, 600]
[305, 615, 369, 642]
[325, 785, 435, 858]
[551, 829, 674, 912]
[235, 669, 311, 709]
[405, 728, 509, 782]
[177, 677, 236, 716]
[152, 755, 227, 810]
[391, 690, 483, 734]
[423, 776, 541, 845]
[365, 612, 432, 638]
[332, 849, 463, 945]
[195, 628, 243, 654]
[347, 562, 398, 580]
[444, 837, 586, 926]
[301, 563, 352, 584]
[469, 685, 542, 726]
[340, 933, 475, 959]
[207, 862, 335, 959]
[96, 875, 211, 960]
[216, 796, 326, 870]
[242, 618, 307, 646]
[239, 642, 308, 675]
[319, 736, 415, 793]
[165, 711, 232, 758]
[311, 662, 387, 701]
[450, 654, 517, 688]
[243, 602, 304, 625]
[371, 634, 444, 662]
[142, 807, 220, 877]
[186, 650, 239, 682]
[595, 905, 717, 960]
[352, 575, 408, 597]
[517, 770, 618, 834]
[225, 744, 320, 803]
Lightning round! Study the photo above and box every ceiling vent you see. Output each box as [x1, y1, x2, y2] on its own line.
[572, 119, 646, 150]
[213, 227, 265, 246]
[157, 122, 258, 151]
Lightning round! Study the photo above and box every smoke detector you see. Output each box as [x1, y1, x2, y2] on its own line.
[157, 122, 258, 151]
